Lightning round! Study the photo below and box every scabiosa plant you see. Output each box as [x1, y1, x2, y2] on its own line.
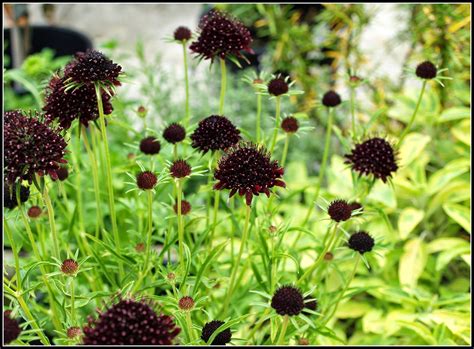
[174, 26, 192, 42]
[321, 90, 342, 107]
[271, 285, 305, 316]
[61, 259, 79, 276]
[4, 182, 30, 209]
[201, 320, 232, 345]
[43, 75, 113, 129]
[345, 137, 398, 183]
[67, 326, 82, 339]
[170, 159, 192, 179]
[214, 143, 285, 206]
[281, 116, 299, 134]
[348, 231, 375, 254]
[327, 199, 353, 222]
[27, 205, 42, 218]
[4, 311, 21, 344]
[190, 9, 252, 62]
[163, 123, 186, 144]
[4, 110, 68, 184]
[82, 298, 180, 345]
[268, 77, 289, 96]
[415, 60, 437, 79]
[139, 136, 161, 155]
[178, 296, 195, 311]
[173, 200, 192, 215]
[190, 115, 241, 154]
[136, 171, 158, 190]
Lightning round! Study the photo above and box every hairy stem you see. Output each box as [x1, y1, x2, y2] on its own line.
[276, 315, 290, 345]
[183, 42, 191, 127]
[219, 58, 226, 114]
[397, 80, 427, 147]
[269, 96, 281, 154]
[256, 93, 262, 143]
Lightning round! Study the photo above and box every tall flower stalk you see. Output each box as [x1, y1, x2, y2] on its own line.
[397, 80, 427, 147]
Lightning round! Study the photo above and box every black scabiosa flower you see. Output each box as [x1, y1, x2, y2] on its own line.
[4, 110, 68, 184]
[136, 171, 157, 190]
[82, 298, 180, 345]
[190, 9, 252, 61]
[281, 116, 299, 134]
[345, 137, 398, 183]
[56, 167, 69, 181]
[170, 159, 192, 179]
[328, 199, 352, 222]
[178, 296, 195, 311]
[348, 231, 374, 254]
[43, 75, 113, 129]
[4, 182, 30, 209]
[163, 123, 186, 144]
[322, 90, 342, 107]
[4, 311, 21, 344]
[27, 206, 42, 218]
[174, 26, 192, 42]
[61, 259, 79, 276]
[415, 61, 437, 80]
[64, 49, 122, 85]
[214, 143, 285, 206]
[190, 115, 241, 154]
[201, 320, 232, 345]
[173, 200, 191, 215]
[271, 285, 305, 316]
[139, 136, 161, 155]
[268, 77, 289, 96]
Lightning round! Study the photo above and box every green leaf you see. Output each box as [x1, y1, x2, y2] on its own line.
[397, 320, 436, 345]
[436, 244, 471, 271]
[442, 203, 471, 233]
[399, 238, 427, 288]
[451, 119, 470, 146]
[437, 107, 471, 123]
[427, 159, 470, 195]
[192, 240, 228, 295]
[398, 133, 431, 167]
[398, 207, 424, 239]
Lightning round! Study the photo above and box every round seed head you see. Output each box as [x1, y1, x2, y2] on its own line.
[27, 206, 42, 218]
[178, 296, 195, 311]
[4, 311, 21, 344]
[324, 252, 334, 261]
[322, 90, 342, 107]
[267, 78, 289, 96]
[281, 116, 299, 133]
[415, 61, 437, 79]
[201, 320, 232, 345]
[140, 136, 161, 155]
[174, 26, 192, 41]
[173, 200, 192, 215]
[61, 259, 79, 275]
[271, 285, 305, 316]
[190, 115, 241, 154]
[348, 231, 374, 254]
[170, 159, 192, 179]
[136, 171, 157, 190]
[163, 123, 186, 144]
[328, 199, 352, 222]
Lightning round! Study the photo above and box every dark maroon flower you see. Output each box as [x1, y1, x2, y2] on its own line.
[303, 295, 318, 314]
[201, 320, 232, 345]
[4, 110, 68, 184]
[67, 326, 82, 339]
[349, 202, 363, 213]
[328, 199, 352, 222]
[139, 136, 161, 155]
[163, 123, 186, 144]
[4, 182, 30, 209]
[56, 167, 69, 181]
[214, 143, 285, 206]
[27, 206, 42, 218]
[348, 231, 374, 254]
[4, 311, 21, 344]
[281, 117, 299, 133]
[82, 298, 180, 345]
[178, 296, 195, 311]
[322, 90, 342, 107]
[61, 259, 79, 275]
[268, 78, 289, 96]
[345, 137, 398, 182]
[190, 115, 241, 154]
[173, 200, 191, 215]
[174, 26, 192, 42]
[415, 61, 437, 79]
[190, 9, 252, 61]
[43, 75, 113, 129]
[271, 285, 304, 316]
[64, 49, 122, 85]
[170, 159, 192, 179]
[136, 171, 157, 190]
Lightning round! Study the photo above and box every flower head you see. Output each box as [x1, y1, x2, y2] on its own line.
[345, 137, 398, 182]
[281, 116, 299, 134]
[170, 159, 192, 179]
[416, 61, 437, 79]
[4, 182, 30, 209]
[348, 231, 374, 254]
[61, 259, 79, 275]
[214, 143, 285, 206]
[4, 311, 21, 344]
[4, 110, 68, 184]
[174, 26, 192, 42]
[190, 115, 241, 154]
[43, 75, 113, 129]
[27, 205, 42, 218]
[349, 201, 363, 213]
[173, 200, 192, 215]
[327, 199, 352, 222]
[67, 326, 82, 339]
[178, 296, 195, 311]
[56, 166, 69, 181]
[322, 90, 342, 107]
[82, 298, 180, 345]
[139, 136, 161, 155]
[267, 77, 289, 96]
[271, 285, 305, 316]
[64, 49, 122, 85]
[136, 171, 157, 190]
[163, 123, 186, 144]
[190, 9, 252, 61]
[201, 320, 232, 345]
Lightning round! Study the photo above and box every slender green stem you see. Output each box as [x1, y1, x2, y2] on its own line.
[277, 315, 290, 345]
[223, 204, 251, 314]
[183, 42, 191, 127]
[302, 107, 334, 226]
[297, 224, 338, 285]
[42, 181, 60, 261]
[209, 190, 220, 247]
[185, 311, 195, 342]
[398, 80, 427, 147]
[70, 278, 76, 325]
[176, 180, 185, 271]
[256, 93, 262, 143]
[95, 84, 123, 281]
[144, 190, 154, 273]
[248, 308, 271, 340]
[4, 220, 21, 288]
[219, 58, 226, 114]
[350, 87, 357, 140]
[269, 96, 281, 154]
[281, 133, 290, 167]
[73, 122, 85, 232]
[174, 143, 178, 159]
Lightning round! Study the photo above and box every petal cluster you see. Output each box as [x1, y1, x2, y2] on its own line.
[271, 285, 305, 316]
[190, 115, 241, 154]
[201, 320, 232, 345]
